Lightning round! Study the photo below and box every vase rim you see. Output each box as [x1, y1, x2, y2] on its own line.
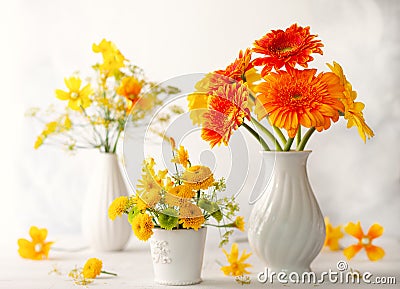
[153, 227, 207, 232]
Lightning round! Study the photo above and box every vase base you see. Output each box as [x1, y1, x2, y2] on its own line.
[155, 278, 202, 286]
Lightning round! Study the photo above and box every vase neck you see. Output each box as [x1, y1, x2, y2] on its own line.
[261, 151, 310, 174]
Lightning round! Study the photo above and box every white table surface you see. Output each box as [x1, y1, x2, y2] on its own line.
[1, 232, 399, 289]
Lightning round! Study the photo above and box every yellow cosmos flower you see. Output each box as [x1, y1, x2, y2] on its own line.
[179, 203, 205, 231]
[131, 213, 154, 241]
[55, 77, 92, 111]
[18, 226, 54, 260]
[171, 145, 190, 168]
[221, 243, 252, 277]
[93, 39, 126, 77]
[343, 221, 385, 261]
[327, 61, 374, 142]
[181, 165, 215, 190]
[83, 258, 103, 279]
[324, 217, 344, 251]
[108, 196, 128, 220]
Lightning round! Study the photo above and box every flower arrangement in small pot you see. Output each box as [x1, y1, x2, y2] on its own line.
[108, 140, 244, 285]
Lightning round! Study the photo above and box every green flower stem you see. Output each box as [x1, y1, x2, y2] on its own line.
[112, 129, 122, 153]
[242, 122, 270, 151]
[80, 105, 103, 147]
[283, 137, 294, 151]
[296, 126, 302, 148]
[273, 126, 287, 146]
[297, 127, 316, 151]
[250, 117, 283, 151]
[101, 270, 117, 276]
[206, 223, 235, 229]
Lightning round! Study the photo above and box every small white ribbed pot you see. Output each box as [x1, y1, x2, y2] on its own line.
[150, 228, 207, 285]
[81, 153, 131, 251]
[248, 151, 325, 274]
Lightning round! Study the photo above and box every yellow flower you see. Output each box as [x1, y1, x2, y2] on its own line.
[179, 203, 205, 231]
[55, 77, 92, 111]
[171, 145, 190, 168]
[343, 221, 385, 261]
[83, 258, 103, 279]
[93, 39, 126, 77]
[327, 61, 374, 142]
[221, 243, 252, 276]
[18, 226, 54, 260]
[187, 92, 210, 125]
[132, 195, 147, 211]
[108, 196, 128, 220]
[324, 217, 344, 251]
[233, 216, 245, 232]
[34, 134, 45, 149]
[117, 76, 142, 99]
[131, 213, 154, 241]
[165, 185, 196, 207]
[181, 165, 215, 190]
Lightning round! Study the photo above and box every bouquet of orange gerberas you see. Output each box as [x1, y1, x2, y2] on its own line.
[188, 23, 374, 150]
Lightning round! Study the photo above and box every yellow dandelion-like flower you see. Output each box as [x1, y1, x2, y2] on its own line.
[131, 213, 154, 241]
[83, 258, 102, 279]
[171, 145, 190, 168]
[108, 196, 128, 220]
[132, 195, 147, 211]
[233, 216, 245, 232]
[181, 165, 215, 190]
[179, 203, 205, 231]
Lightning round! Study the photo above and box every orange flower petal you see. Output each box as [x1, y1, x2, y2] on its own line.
[344, 221, 364, 240]
[367, 223, 384, 240]
[29, 226, 47, 243]
[365, 245, 385, 261]
[343, 244, 363, 260]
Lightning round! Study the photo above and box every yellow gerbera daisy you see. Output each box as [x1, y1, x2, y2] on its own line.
[55, 77, 93, 111]
[181, 165, 215, 190]
[179, 203, 205, 231]
[108, 196, 128, 220]
[131, 213, 154, 241]
[327, 61, 374, 142]
[221, 243, 252, 277]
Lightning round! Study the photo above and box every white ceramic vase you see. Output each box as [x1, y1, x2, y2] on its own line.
[150, 228, 207, 285]
[82, 153, 131, 251]
[247, 151, 325, 274]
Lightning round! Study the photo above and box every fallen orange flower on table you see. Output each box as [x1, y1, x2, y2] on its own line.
[343, 221, 385, 261]
[324, 217, 344, 251]
[18, 226, 54, 260]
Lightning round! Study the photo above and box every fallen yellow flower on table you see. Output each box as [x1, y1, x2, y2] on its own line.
[18, 226, 54, 260]
[69, 258, 117, 285]
[343, 221, 385, 261]
[221, 242, 252, 277]
[324, 217, 344, 251]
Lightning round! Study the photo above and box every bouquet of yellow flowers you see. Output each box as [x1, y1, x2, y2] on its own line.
[28, 39, 180, 153]
[188, 23, 374, 150]
[108, 140, 244, 246]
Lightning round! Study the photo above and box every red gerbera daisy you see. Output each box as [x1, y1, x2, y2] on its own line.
[255, 68, 344, 138]
[253, 24, 324, 76]
[215, 48, 253, 83]
[202, 83, 251, 147]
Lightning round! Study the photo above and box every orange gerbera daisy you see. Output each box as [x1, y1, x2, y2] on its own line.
[215, 48, 253, 83]
[255, 68, 344, 138]
[201, 83, 251, 147]
[343, 222, 385, 261]
[253, 24, 323, 76]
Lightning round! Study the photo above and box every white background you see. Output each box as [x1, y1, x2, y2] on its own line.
[0, 0, 399, 247]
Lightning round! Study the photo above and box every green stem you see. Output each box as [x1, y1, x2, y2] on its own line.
[112, 129, 122, 153]
[273, 126, 287, 146]
[297, 127, 316, 151]
[242, 122, 270, 151]
[283, 137, 294, 151]
[80, 106, 103, 147]
[101, 270, 117, 277]
[250, 117, 282, 151]
[296, 126, 302, 148]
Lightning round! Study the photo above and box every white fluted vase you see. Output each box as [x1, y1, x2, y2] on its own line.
[82, 153, 131, 251]
[248, 151, 325, 274]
